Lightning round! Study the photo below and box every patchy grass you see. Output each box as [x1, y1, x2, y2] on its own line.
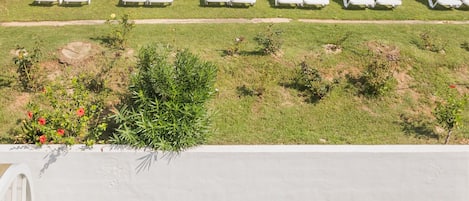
[0, 0, 469, 22]
[1, 23, 469, 144]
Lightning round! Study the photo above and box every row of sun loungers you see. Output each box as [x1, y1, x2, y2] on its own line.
[33, 0, 469, 7]
[34, 0, 90, 4]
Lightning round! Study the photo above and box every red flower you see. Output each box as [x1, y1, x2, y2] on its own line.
[38, 117, 46, 125]
[27, 111, 33, 119]
[449, 85, 456, 89]
[39, 135, 47, 144]
[57, 129, 65, 136]
[76, 108, 85, 117]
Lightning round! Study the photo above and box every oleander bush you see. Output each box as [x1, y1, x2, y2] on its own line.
[111, 44, 217, 151]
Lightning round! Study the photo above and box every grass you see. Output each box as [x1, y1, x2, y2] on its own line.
[1, 22, 469, 144]
[0, 0, 468, 22]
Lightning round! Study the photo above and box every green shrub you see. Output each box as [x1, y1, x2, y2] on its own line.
[294, 61, 335, 102]
[104, 13, 135, 50]
[254, 24, 283, 55]
[433, 85, 468, 144]
[111, 44, 217, 151]
[12, 42, 42, 92]
[416, 31, 447, 53]
[359, 59, 396, 97]
[461, 41, 469, 52]
[19, 78, 107, 146]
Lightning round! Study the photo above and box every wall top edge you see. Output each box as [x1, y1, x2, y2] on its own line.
[0, 144, 469, 153]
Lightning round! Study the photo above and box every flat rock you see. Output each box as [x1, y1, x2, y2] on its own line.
[59, 41, 95, 65]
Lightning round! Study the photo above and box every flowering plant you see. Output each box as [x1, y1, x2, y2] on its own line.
[19, 77, 107, 146]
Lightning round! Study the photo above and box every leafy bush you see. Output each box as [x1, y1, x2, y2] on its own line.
[13, 42, 42, 92]
[104, 13, 135, 50]
[294, 61, 335, 102]
[433, 85, 468, 144]
[461, 41, 469, 52]
[416, 31, 447, 53]
[254, 24, 283, 55]
[111, 44, 218, 151]
[359, 59, 396, 97]
[19, 78, 107, 146]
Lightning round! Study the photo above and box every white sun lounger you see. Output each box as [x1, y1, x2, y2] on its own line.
[147, 0, 173, 5]
[303, 0, 329, 6]
[428, 0, 462, 8]
[343, 0, 375, 7]
[121, 0, 146, 5]
[34, 0, 57, 4]
[375, 0, 401, 7]
[230, 0, 256, 5]
[275, 0, 303, 6]
[204, 0, 231, 5]
[61, 0, 90, 4]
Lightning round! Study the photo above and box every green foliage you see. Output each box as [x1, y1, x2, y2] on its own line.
[111, 44, 218, 151]
[433, 85, 468, 144]
[416, 31, 447, 53]
[254, 24, 283, 55]
[224, 36, 245, 56]
[294, 61, 335, 102]
[12, 41, 42, 92]
[359, 59, 396, 97]
[461, 41, 469, 52]
[18, 78, 107, 146]
[104, 13, 135, 50]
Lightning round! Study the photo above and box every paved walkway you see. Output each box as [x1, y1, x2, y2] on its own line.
[2, 18, 469, 26]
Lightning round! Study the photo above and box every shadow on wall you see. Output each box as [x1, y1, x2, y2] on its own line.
[135, 151, 178, 173]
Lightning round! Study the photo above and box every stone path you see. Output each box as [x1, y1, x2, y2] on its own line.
[2, 18, 469, 26]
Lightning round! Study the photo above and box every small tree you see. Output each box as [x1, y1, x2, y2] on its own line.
[254, 24, 283, 55]
[111, 44, 217, 151]
[294, 61, 335, 102]
[360, 59, 396, 97]
[105, 13, 135, 50]
[433, 85, 468, 144]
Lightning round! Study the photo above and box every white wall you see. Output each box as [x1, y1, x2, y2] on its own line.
[1, 145, 469, 201]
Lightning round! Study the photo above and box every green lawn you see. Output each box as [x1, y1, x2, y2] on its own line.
[0, 0, 468, 22]
[1, 23, 468, 144]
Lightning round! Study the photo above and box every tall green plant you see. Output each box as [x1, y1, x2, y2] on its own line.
[105, 13, 135, 50]
[360, 59, 396, 97]
[433, 85, 468, 144]
[111, 44, 217, 151]
[13, 41, 42, 92]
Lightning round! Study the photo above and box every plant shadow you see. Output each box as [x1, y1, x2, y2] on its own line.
[135, 151, 178, 173]
[399, 113, 439, 140]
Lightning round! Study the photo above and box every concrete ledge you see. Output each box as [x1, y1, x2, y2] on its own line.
[1, 145, 469, 201]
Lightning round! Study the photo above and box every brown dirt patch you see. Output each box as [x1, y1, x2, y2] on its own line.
[366, 41, 400, 62]
[323, 44, 342, 54]
[6, 92, 30, 114]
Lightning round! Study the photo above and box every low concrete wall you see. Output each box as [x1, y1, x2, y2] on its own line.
[1, 145, 469, 201]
